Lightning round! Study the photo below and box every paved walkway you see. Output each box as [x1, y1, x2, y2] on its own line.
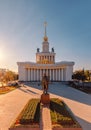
[0, 86, 42, 130]
[40, 105, 52, 130]
[0, 82, 91, 130]
[27, 82, 91, 130]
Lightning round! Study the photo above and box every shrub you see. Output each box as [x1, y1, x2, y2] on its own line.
[50, 98, 81, 128]
[16, 99, 40, 125]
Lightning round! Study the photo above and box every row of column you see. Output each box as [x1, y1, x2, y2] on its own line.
[25, 68, 66, 81]
[39, 55, 55, 62]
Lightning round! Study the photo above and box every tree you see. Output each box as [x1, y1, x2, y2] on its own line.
[4, 71, 18, 82]
[72, 70, 86, 82]
[0, 71, 5, 86]
[85, 70, 90, 81]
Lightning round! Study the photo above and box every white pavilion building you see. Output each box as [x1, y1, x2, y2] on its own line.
[17, 23, 74, 82]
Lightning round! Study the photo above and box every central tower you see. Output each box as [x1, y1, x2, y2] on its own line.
[36, 22, 56, 64]
[42, 22, 49, 52]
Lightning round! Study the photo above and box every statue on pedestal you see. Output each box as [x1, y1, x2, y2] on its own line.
[41, 73, 49, 94]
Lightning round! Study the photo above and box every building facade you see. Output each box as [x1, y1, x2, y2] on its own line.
[17, 24, 74, 82]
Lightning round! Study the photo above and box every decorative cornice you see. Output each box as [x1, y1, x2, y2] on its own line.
[17, 61, 75, 69]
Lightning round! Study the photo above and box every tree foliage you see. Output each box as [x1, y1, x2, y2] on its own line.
[72, 69, 88, 81]
[85, 70, 90, 80]
[0, 70, 18, 83]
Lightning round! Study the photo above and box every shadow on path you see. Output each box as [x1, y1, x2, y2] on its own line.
[18, 87, 39, 95]
[26, 89, 39, 94]
[25, 82, 91, 106]
[76, 116, 91, 130]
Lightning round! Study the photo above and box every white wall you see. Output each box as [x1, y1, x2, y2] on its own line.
[66, 66, 73, 81]
[18, 65, 26, 81]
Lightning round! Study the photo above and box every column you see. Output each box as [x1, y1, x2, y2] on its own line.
[35, 69, 37, 81]
[49, 56, 50, 61]
[36, 69, 38, 81]
[38, 69, 39, 81]
[38, 69, 40, 81]
[53, 56, 54, 62]
[59, 69, 60, 81]
[31, 69, 33, 81]
[25, 68, 28, 81]
[40, 69, 42, 81]
[43, 69, 45, 76]
[51, 69, 53, 81]
[61, 68, 63, 81]
[50, 56, 51, 62]
[49, 69, 51, 81]
[54, 69, 56, 81]
[56, 69, 57, 81]
[28, 69, 30, 81]
[39, 69, 41, 81]
[34, 69, 36, 81]
[33, 69, 34, 81]
[30, 69, 31, 81]
[63, 68, 66, 81]
[53, 69, 54, 81]
[41, 69, 43, 80]
[46, 69, 48, 76]
[63, 68, 65, 81]
[57, 69, 59, 81]
[48, 69, 49, 80]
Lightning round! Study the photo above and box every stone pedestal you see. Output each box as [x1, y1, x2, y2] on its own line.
[41, 93, 50, 104]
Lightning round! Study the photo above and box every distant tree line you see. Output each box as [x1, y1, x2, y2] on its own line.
[72, 69, 90, 82]
[0, 70, 18, 83]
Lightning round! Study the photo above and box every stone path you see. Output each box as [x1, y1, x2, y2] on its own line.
[27, 82, 91, 130]
[0, 86, 41, 130]
[0, 82, 91, 130]
[40, 105, 52, 130]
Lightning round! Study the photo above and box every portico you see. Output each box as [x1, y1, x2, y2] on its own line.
[17, 62, 74, 81]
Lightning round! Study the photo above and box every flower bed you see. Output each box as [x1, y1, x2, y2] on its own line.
[50, 98, 82, 130]
[10, 99, 40, 130]
[0, 86, 16, 94]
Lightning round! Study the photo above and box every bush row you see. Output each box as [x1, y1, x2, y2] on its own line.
[19, 99, 40, 125]
[50, 98, 81, 128]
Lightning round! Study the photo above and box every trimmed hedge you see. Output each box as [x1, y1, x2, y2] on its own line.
[13, 99, 40, 127]
[20, 99, 40, 125]
[50, 98, 81, 128]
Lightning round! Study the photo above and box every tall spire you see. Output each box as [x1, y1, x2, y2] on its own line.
[43, 21, 48, 42]
[44, 21, 47, 36]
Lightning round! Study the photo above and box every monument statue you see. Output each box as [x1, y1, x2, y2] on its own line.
[41, 73, 49, 94]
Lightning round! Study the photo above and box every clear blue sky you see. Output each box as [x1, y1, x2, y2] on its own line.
[0, 0, 91, 72]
